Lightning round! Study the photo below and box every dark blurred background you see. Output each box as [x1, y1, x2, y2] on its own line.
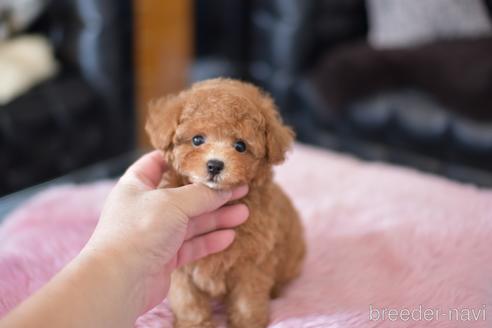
[1, 0, 492, 203]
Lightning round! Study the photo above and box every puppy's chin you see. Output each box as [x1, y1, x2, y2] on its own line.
[187, 174, 237, 191]
[204, 180, 221, 190]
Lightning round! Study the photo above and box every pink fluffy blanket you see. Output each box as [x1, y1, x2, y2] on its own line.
[1, 144, 492, 327]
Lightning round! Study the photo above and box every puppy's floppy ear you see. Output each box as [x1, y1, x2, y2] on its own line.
[259, 93, 295, 165]
[145, 94, 184, 151]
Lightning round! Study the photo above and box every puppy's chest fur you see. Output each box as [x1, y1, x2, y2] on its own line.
[189, 195, 279, 298]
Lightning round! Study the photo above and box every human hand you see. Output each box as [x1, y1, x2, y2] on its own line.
[82, 151, 249, 314]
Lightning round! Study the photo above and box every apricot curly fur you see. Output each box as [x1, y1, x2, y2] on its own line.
[146, 78, 306, 328]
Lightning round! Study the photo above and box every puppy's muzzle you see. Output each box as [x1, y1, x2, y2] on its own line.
[207, 159, 224, 177]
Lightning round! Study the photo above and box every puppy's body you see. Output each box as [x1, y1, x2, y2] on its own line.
[166, 169, 304, 327]
[146, 79, 305, 328]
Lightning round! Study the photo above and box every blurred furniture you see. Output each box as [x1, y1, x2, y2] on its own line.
[134, 0, 193, 147]
[0, 151, 138, 221]
[0, 0, 134, 196]
[192, 0, 492, 186]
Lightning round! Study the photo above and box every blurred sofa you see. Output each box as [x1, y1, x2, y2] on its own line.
[0, 0, 134, 196]
[192, 0, 492, 186]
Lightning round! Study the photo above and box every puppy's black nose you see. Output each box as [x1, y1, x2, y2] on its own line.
[207, 159, 224, 176]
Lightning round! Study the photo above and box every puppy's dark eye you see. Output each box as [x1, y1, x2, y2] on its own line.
[234, 140, 247, 153]
[192, 135, 205, 146]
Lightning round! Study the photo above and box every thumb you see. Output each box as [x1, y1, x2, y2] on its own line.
[163, 184, 248, 218]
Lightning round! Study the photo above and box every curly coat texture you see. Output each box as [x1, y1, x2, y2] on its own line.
[145, 78, 306, 328]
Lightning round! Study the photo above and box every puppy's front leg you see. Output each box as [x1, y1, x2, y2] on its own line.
[226, 263, 274, 328]
[169, 269, 214, 328]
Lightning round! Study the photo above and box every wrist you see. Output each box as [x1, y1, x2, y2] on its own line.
[76, 246, 148, 318]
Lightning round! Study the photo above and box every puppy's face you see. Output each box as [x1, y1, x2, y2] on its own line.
[146, 79, 294, 190]
[172, 103, 266, 189]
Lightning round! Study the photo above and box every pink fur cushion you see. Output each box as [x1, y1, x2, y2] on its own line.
[1, 144, 491, 327]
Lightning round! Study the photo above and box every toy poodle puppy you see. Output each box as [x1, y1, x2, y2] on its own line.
[146, 78, 305, 328]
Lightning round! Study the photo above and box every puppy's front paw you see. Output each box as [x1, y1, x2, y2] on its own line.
[174, 319, 215, 328]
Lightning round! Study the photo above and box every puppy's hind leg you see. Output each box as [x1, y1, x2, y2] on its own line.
[169, 270, 215, 328]
[272, 211, 306, 298]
